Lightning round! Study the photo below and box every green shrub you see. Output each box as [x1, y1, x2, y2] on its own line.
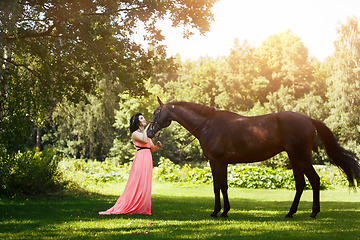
[153, 157, 196, 182]
[261, 151, 292, 169]
[0, 147, 62, 195]
[154, 159, 332, 190]
[60, 158, 337, 190]
[0, 146, 11, 192]
[313, 165, 348, 187]
[60, 158, 131, 183]
[189, 166, 213, 184]
[229, 165, 332, 190]
[190, 164, 331, 190]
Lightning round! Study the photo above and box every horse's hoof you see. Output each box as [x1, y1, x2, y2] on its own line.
[210, 213, 218, 218]
[285, 214, 293, 218]
[220, 213, 228, 218]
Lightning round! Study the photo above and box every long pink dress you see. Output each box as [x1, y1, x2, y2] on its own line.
[99, 137, 153, 215]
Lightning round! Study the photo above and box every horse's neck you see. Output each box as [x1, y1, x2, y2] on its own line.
[171, 107, 207, 136]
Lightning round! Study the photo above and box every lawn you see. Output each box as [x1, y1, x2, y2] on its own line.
[0, 181, 359, 239]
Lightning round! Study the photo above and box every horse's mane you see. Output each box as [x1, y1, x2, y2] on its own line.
[169, 101, 216, 116]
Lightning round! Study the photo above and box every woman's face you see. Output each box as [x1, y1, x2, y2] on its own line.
[138, 115, 146, 127]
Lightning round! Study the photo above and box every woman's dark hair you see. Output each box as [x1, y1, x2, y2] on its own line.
[129, 112, 143, 133]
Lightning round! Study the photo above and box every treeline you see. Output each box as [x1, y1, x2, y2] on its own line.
[2, 12, 360, 169]
[40, 17, 360, 167]
[1, 0, 219, 194]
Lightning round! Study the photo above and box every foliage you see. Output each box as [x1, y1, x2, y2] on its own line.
[264, 85, 295, 112]
[51, 78, 121, 160]
[256, 30, 315, 99]
[189, 163, 331, 190]
[260, 151, 292, 169]
[0, 104, 35, 152]
[0, 0, 217, 151]
[3, 11, 360, 175]
[57, 22, 360, 168]
[61, 158, 335, 190]
[325, 16, 360, 144]
[241, 101, 270, 116]
[153, 157, 196, 182]
[3, 5, 360, 201]
[163, 56, 222, 107]
[0, 147, 62, 195]
[59, 158, 131, 183]
[215, 39, 259, 111]
[155, 159, 333, 190]
[314, 165, 349, 187]
[292, 91, 327, 120]
[264, 87, 327, 121]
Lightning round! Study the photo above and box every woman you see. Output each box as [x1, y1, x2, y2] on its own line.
[99, 113, 161, 215]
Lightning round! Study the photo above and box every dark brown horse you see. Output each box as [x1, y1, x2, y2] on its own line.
[147, 98, 360, 219]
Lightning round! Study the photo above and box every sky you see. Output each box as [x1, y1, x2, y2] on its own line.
[154, 0, 360, 62]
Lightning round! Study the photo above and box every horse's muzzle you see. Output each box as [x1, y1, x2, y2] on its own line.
[147, 127, 155, 138]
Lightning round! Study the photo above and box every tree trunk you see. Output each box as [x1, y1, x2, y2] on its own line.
[0, 43, 10, 124]
[36, 128, 42, 151]
[179, 148, 183, 164]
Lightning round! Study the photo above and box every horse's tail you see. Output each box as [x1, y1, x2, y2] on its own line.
[311, 119, 360, 188]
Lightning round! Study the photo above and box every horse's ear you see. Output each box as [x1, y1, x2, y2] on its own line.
[157, 96, 163, 106]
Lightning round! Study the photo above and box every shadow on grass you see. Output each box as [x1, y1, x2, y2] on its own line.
[0, 187, 359, 239]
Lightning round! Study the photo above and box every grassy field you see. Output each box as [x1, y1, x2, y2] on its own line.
[0, 181, 359, 240]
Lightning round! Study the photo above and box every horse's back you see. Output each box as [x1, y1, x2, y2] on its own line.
[201, 111, 316, 164]
[276, 111, 316, 139]
[201, 111, 283, 163]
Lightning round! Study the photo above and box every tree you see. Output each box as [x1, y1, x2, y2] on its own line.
[264, 85, 294, 113]
[215, 39, 259, 111]
[293, 92, 326, 120]
[256, 30, 315, 99]
[0, 0, 217, 150]
[325, 17, 360, 143]
[52, 78, 121, 160]
[310, 56, 330, 101]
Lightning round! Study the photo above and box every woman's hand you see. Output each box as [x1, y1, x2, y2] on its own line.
[151, 141, 162, 152]
[139, 123, 151, 132]
[145, 122, 152, 131]
[132, 124, 150, 144]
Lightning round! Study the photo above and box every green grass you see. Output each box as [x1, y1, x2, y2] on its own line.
[0, 181, 359, 239]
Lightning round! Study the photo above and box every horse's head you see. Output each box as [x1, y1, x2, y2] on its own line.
[147, 97, 173, 138]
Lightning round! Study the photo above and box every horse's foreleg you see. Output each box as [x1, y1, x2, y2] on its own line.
[210, 160, 223, 218]
[220, 164, 230, 218]
[211, 182, 221, 218]
[286, 165, 305, 218]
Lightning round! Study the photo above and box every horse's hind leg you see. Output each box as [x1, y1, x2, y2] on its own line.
[287, 156, 320, 219]
[220, 164, 230, 218]
[286, 163, 306, 218]
[303, 165, 320, 218]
